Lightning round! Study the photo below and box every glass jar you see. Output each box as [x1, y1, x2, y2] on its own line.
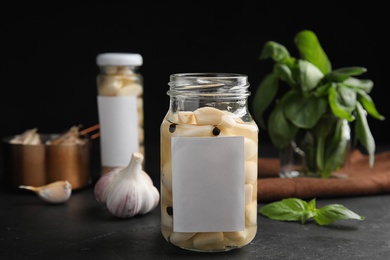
[96, 53, 144, 174]
[279, 115, 351, 178]
[160, 73, 258, 252]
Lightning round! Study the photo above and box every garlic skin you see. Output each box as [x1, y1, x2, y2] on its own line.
[94, 152, 160, 218]
[19, 180, 72, 204]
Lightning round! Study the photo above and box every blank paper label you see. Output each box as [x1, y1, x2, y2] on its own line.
[171, 136, 245, 232]
[97, 96, 139, 167]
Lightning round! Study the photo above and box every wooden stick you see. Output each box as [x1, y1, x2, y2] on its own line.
[79, 124, 100, 135]
[90, 132, 100, 140]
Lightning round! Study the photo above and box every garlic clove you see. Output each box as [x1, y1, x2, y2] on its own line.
[245, 184, 253, 205]
[244, 137, 258, 160]
[193, 107, 226, 125]
[19, 180, 72, 204]
[193, 232, 224, 248]
[245, 201, 257, 227]
[134, 171, 160, 215]
[224, 230, 248, 241]
[117, 83, 143, 96]
[94, 152, 160, 218]
[245, 161, 258, 184]
[9, 128, 42, 145]
[178, 111, 196, 124]
[93, 167, 120, 204]
[46, 125, 86, 145]
[169, 232, 196, 244]
[219, 114, 237, 129]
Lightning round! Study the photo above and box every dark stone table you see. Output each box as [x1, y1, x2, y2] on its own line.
[1, 143, 390, 259]
[2, 188, 390, 259]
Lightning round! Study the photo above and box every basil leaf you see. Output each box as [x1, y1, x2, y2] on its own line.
[310, 116, 349, 177]
[298, 60, 324, 92]
[260, 41, 291, 62]
[314, 204, 365, 226]
[336, 83, 357, 113]
[307, 198, 317, 212]
[259, 198, 310, 224]
[322, 119, 350, 177]
[284, 91, 327, 128]
[314, 82, 332, 97]
[273, 63, 296, 87]
[294, 30, 332, 74]
[252, 73, 279, 129]
[324, 67, 367, 82]
[343, 77, 373, 93]
[355, 102, 375, 167]
[357, 90, 385, 121]
[328, 85, 355, 121]
[268, 94, 298, 149]
[334, 66, 367, 76]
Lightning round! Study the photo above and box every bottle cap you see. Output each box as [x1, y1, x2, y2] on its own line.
[96, 53, 143, 66]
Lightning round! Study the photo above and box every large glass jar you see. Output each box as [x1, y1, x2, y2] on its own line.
[160, 73, 258, 252]
[96, 53, 144, 174]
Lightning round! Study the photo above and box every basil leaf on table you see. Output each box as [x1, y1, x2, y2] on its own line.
[259, 198, 365, 226]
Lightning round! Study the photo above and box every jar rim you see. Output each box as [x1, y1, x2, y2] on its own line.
[169, 72, 247, 80]
[167, 72, 250, 98]
[168, 72, 250, 98]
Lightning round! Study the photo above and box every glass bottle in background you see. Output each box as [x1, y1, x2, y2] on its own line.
[96, 53, 144, 174]
[160, 73, 258, 252]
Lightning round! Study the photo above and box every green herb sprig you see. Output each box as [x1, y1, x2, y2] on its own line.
[252, 30, 385, 176]
[259, 198, 365, 226]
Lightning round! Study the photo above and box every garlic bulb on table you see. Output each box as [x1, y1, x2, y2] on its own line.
[94, 152, 160, 218]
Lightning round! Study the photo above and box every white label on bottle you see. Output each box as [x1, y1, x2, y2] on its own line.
[97, 96, 139, 167]
[171, 136, 245, 232]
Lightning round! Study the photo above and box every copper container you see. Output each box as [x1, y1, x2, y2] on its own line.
[2, 134, 92, 190]
[3, 139, 46, 187]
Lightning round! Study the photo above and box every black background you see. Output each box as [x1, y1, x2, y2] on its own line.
[1, 1, 389, 147]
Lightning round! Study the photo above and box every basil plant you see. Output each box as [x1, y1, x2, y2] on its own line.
[252, 30, 385, 178]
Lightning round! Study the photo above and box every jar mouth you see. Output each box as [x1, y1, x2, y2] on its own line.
[170, 72, 245, 78]
[168, 73, 250, 97]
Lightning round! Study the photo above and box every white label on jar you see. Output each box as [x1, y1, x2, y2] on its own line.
[97, 96, 139, 167]
[171, 136, 245, 232]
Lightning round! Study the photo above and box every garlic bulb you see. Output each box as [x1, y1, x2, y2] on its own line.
[94, 152, 160, 218]
[19, 180, 72, 204]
